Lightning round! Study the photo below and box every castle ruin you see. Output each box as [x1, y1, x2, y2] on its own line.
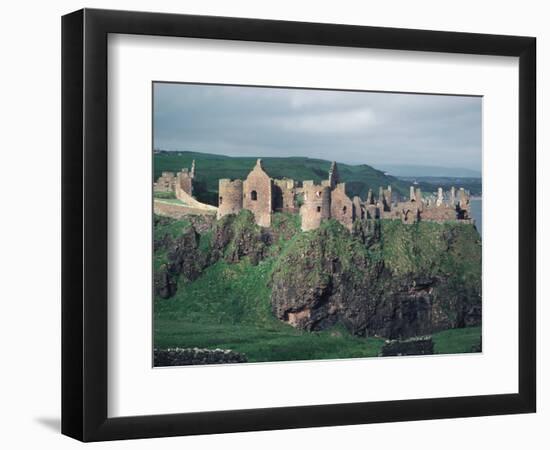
[153, 160, 196, 202]
[155, 158, 473, 231]
[216, 159, 473, 230]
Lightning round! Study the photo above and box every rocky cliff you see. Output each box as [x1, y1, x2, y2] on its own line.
[154, 211, 481, 340]
[270, 219, 481, 339]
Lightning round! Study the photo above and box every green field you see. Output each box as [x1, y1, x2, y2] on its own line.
[154, 150, 438, 206]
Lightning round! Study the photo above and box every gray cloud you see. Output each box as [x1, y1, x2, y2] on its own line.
[153, 83, 481, 172]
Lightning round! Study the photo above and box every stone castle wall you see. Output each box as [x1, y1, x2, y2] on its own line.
[154, 171, 176, 192]
[421, 205, 457, 222]
[217, 179, 243, 220]
[330, 183, 354, 230]
[175, 170, 193, 199]
[273, 179, 298, 213]
[154, 163, 195, 198]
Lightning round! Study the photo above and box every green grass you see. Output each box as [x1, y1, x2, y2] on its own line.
[433, 326, 481, 354]
[154, 217, 191, 241]
[154, 254, 480, 362]
[376, 220, 481, 282]
[154, 257, 384, 361]
[154, 191, 176, 199]
[154, 319, 386, 362]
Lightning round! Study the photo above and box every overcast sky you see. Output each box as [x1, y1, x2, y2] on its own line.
[153, 83, 482, 173]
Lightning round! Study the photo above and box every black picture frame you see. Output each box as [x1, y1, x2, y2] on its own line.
[61, 8, 536, 442]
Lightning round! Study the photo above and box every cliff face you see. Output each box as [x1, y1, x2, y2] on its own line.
[270, 219, 481, 339]
[154, 211, 481, 340]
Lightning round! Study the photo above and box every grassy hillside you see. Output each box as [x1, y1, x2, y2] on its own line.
[154, 150, 416, 206]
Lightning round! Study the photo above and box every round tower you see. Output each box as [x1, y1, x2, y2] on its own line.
[217, 179, 243, 220]
[300, 184, 331, 231]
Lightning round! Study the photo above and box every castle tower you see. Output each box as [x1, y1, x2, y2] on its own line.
[300, 183, 331, 231]
[217, 179, 243, 220]
[450, 186, 456, 206]
[191, 159, 196, 178]
[243, 159, 273, 227]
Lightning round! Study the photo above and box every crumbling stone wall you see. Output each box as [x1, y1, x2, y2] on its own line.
[154, 161, 195, 200]
[398, 201, 420, 224]
[243, 159, 273, 227]
[175, 169, 193, 200]
[353, 196, 365, 220]
[154, 348, 247, 366]
[217, 179, 243, 220]
[378, 336, 434, 357]
[273, 179, 297, 213]
[330, 183, 354, 230]
[378, 186, 392, 212]
[154, 171, 176, 192]
[421, 204, 457, 222]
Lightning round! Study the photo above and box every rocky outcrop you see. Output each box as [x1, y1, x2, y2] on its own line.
[154, 348, 248, 366]
[154, 218, 208, 298]
[270, 219, 482, 340]
[210, 210, 270, 265]
[270, 221, 372, 335]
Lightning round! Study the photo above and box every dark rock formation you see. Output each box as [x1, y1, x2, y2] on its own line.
[378, 336, 434, 356]
[270, 219, 482, 340]
[271, 220, 372, 335]
[154, 224, 207, 298]
[210, 210, 270, 265]
[154, 348, 248, 366]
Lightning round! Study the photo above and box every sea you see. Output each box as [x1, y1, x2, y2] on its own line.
[469, 198, 482, 236]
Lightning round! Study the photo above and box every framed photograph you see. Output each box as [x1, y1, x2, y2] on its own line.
[62, 8, 536, 441]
